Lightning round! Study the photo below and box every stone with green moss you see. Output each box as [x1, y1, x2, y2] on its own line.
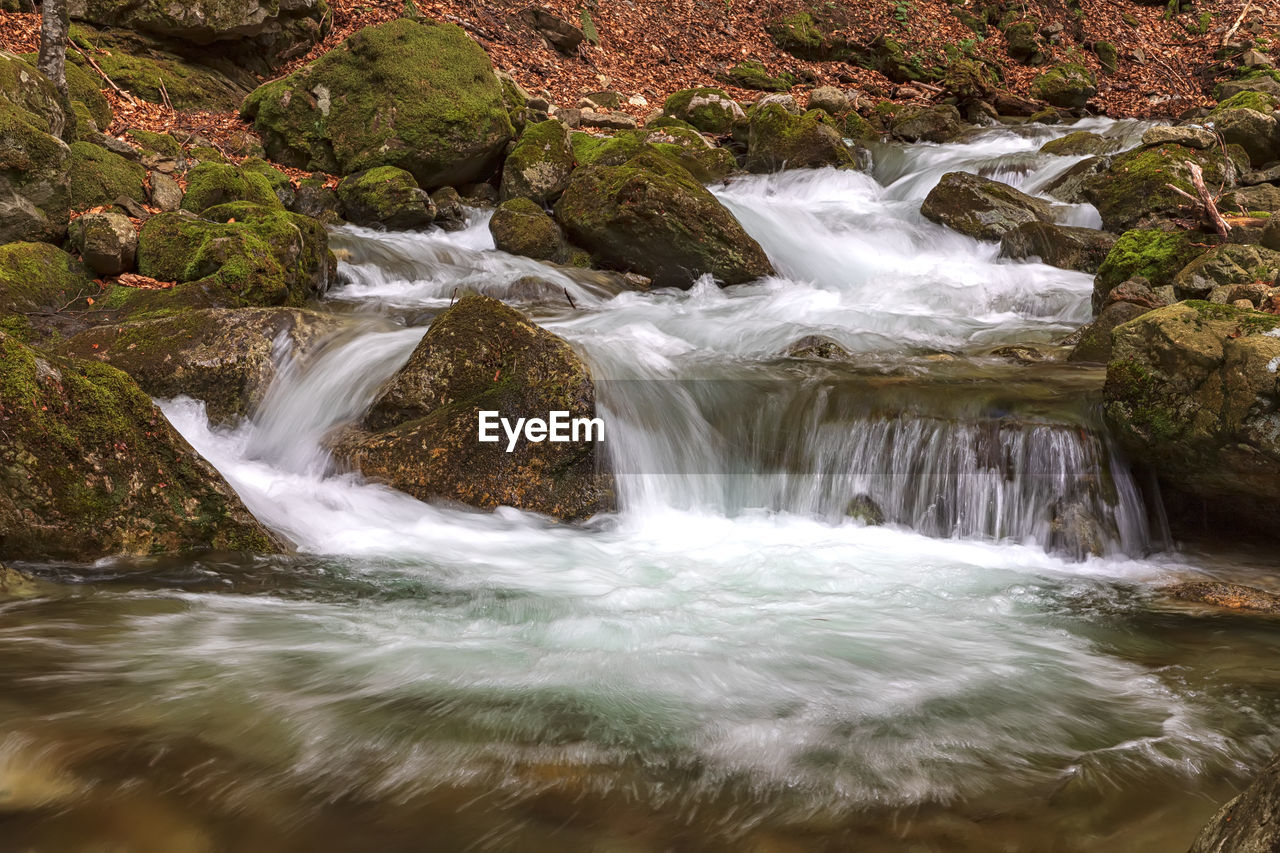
[1004, 21, 1042, 64]
[18, 52, 110, 131]
[68, 141, 147, 210]
[125, 128, 184, 159]
[1095, 41, 1118, 74]
[240, 157, 294, 205]
[1038, 131, 1120, 156]
[921, 171, 1054, 241]
[337, 166, 435, 229]
[746, 105, 856, 172]
[942, 58, 997, 101]
[765, 8, 856, 61]
[334, 294, 613, 520]
[180, 162, 283, 214]
[0, 242, 94, 312]
[68, 210, 137, 275]
[1083, 143, 1246, 232]
[716, 61, 794, 93]
[1171, 244, 1280, 299]
[242, 19, 514, 188]
[555, 151, 773, 289]
[1030, 63, 1097, 108]
[1104, 301, 1280, 534]
[571, 128, 735, 183]
[1068, 300, 1150, 363]
[1207, 106, 1278, 167]
[890, 103, 964, 143]
[1094, 229, 1214, 308]
[1214, 89, 1280, 114]
[0, 331, 275, 561]
[841, 111, 881, 143]
[500, 119, 575, 204]
[0, 54, 72, 243]
[488, 197, 567, 263]
[63, 307, 344, 425]
[662, 87, 747, 135]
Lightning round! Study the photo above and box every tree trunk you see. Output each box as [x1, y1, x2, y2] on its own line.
[37, 0, 76, 143]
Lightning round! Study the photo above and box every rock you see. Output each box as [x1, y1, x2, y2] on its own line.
[755, 93, 800, 114]
[180, 162, 283, 214]
[1047, 497, 1105, 559]
[579, 109, 637, 131]
[766, 6, 857, 61]
[1209, 107, 1279, 167]
[921, 172, 1055, 241]
[289, 176, 343, 224]
[786, 334, 850, 359]
[1094, 228, 1214, 308]
[745, 105, 857, 172]
[334, 295, 613, 520]
[993, 90, 1043, 116]
[941, 58, 997, 102]
[1028, 106, 1064, 125]
[1221, 183, 1280, 217]
[336, 166, 436, 229]
[431, 187, 467, 232]
[519, 7, 584, 55]
[1038, 131, 1120, 156]
[68, 0, 328, 68]
[1169, 581, 1280, 616]
[999, 221, 1115, 273]
[1216, 75, 1280, 101]
[1004, 20, 1042, 64]
[500, 119, 575, 204]
[1067, 300, 1150, 363]
[134, 204, 333, 312]
[0, 564, 40, 598]
[991, 344, 1052, 363]
[890, 103, 964, 143]
[69, 211, 137, 276]
[1095, 40, 1118, 74]
[63, 307, 343, 425]
[489, 197, 568, 263]
[0, 72, 71, 243]
[1042, 155, 1107, 204]
[0, 331, 275, 561]
[1105, 277, 1170, 311]
[1171, 244, 1280, 299]
[556, 151, 772, 288]
[808, 86, 848, 116]
[1082, 143, 1245, 232]
[571, 127, 736, 184]
[661, 87, 746, 135]
[717, 61, 794, 93]
[1104, 301, 1280, 534]
[841, 110, 881, 143]
[1029, 63, 1097, 108]
[1140, 124, 1216, 149]
[240, 157, 295, 207]
[149, 172, 184, 211]
[0, 242, 94, 313]
[242, 19, 514, 189]
[1264, 218, 1280, 252]
[846, 494, 884, 525]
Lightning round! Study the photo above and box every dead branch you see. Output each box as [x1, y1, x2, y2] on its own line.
[1167, 161, 1229, 239]
[1222, 2, 1253, 48]
[70, 42, 137, 105]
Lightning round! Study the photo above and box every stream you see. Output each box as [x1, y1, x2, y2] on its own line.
[4, 119, 1280, 852]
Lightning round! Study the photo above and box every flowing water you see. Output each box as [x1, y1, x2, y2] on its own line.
[5, 120, 1280, 852]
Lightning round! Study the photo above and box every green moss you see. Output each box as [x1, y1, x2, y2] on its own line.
[1094, 41, 1118, 74]
[571, 129, 734, 184]
[841, 110, 880, 142]
[0, 242, 94, 312]
[1213, 90, 1279, 113]
[1030, 63, 1097, 108]
[488, 197, 566, 261]
[746, 104, 856, 172]
[20, 53, 112, 130]
[662, 87, 744, 135]
[181, 162, 283, 213]
[500, 119, 575, 203]
[241, 157, 291, 191]
[69, 29, 247, 113]
[125, 128, 184, 158]
[189, 145, 227, 164]
[1095, 229, 1212, 298]
[1084, 144, 1243, 232]
[716, 61, 794, 92]
[1106, 357, 1184, 443]
[942, 58, 997, 100]
[336, 165, 435, 228]
[1003, 20, 1041, 62]
[67, 141, 146, 210]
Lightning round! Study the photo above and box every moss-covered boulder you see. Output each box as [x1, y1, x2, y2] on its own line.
[716, 61, 794, 92]
[1093, 228, 1214, 308]
[500, 119, 574, 204]
[1208, 106, 1279, 167]
[1029, 64, 1097, 109]
[0, 331, 275, 561]
[745, 105, 857, 172]
[1067, 300, 1151, 363]
[19, 52, 111, 131]
[1004, 20, 1042, 64]
[1139, 125, 1216, 150]
[135, 205, 332, 312]
[0, 242, 94, 312]
[334, 295, 613, 521]
[336, 166, 436, 229]
[890, 103, 964, 143]
[63, 307, 343, 425]
[555, 151, 773, 288]
[571, 127, 736, 183]
[1104, 301, 1280, 534]
[180, 162, 283, 214]
[240, 156, 294, 206]
[661, 87, 746, 135]
[0, 54, 72, 243]
[999, 221, 1115, 273]
[241, 18, 514, 188]
[489, 197, 567, 263]
[68, 210, 137, 276]
[1039, 131, 1120, 156]
[1171, 244, 1280, 299]
[766, 7, 856, 61]
[921, 172, 1055, 241]
[1082, 144, 1245, 232]
[67, 141, 147, 211]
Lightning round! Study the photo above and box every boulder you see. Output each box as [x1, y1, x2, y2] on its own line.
[1067, 300, 1150, 363]
[1190, 755, 1280, 850]
[0, 54, 71, 244]
[1041, 155, 1106, 203]
[336, 166, 436, 229]
[1140, 125, 1216, 150]
[240, 157, 295, 207]
[241, 19, 514, 188]
[1038, 131, 1119, 156]
[1220, 183, 1280, 216]
[180, 162, 284, 214]
[289, 176, 343, 224]
[334, 295, 613, 520]
[500, 119, 575, 204]
[766, 7, 857, 61]
[745, 104, 857, 172]
[1104, 301, 1280, 534]
[716, 61, 794, 92]
[62, 307, 343, 425]
[1167, 581, 1280, 614]
[921, 172, 1055, 241]
[1209, 107, 1279, 167]
[0, 242, 94, 313]
[0, 331, 275, 561]
[1093, 228, 1215, 309]
[1171, 244, 1280, 300]
[519, 7, 583, 55]
[1029, 63, 1096, 108]
[1082, 143, 1245, 232]
[1004, 21, 1042, 64]
[661, 87, 746, 135]
[571, 127, 736, 183]
[149, 172, 184, 211]
[890, 103, 964, 143]
[999, 221, 1115, 272]
[69, 211, 138, 276]
[488, 197, 568, 263]
[430, 187, 467, 231]
[807, 86, 849, 116]
[555, 151, 773, 288]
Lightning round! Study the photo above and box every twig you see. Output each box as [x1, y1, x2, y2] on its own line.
[563, 287, 576, 309]
[70, 42, 137, 105]
[1222, 2, 1253, 47]
[158, 77, 172, 110]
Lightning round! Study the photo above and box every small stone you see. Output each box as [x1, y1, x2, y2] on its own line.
[70, 211, 137, 276]
[754, 93, 799, 114]
[808, 86, 849, 116]
[786, 334, 850, 359]
[149, 172, 183, 211]
[1140, 124, 1215, 149]
[579, 109, 638, 130]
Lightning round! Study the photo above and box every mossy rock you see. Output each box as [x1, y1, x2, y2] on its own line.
[0, 331, 275, 561]
[125, 128, 184, 159]
[1039, 131, 1120, 156]
[890, 103, 964, 143]
[0, 56, 72, 243]
[872, 38, 929, 83]
[1094, 228, 1214, 308]
[941, 58, 997, 101]
[1213, 90, 1280, 114]
[571, 128, 736, 183]
[0, 242, 94, 313]
[62, 307, 344, 425]
[1029, 64, 1097, 108]
[1083, 144, 1246, 232]
[500, 119, 575, 204]
[1004, 20, 1042, 64]
[921, 171, 1054, 241]
[336, 165, 436, 229]
[334, 294, 614, 521]
[716, 61, 794, 93]
[841, 110, 881, 143]
[68, 141, 147, 210]
[1067, 300, 1150, 364]
[488, 197, 567, 262]
[241, 19, 514, 188]
[746, 105, 857, 172]
[1207, 106, 1279, 167]
[765, 8, 856, 61]
[18, 52, 111, 130]
[662, 87, 746, 135]
[1171, 244, 1280, 299]
[240, 156, 294, 205]
[555, 150, 774, 289]
[1095, 41, 1118, 74]
[180, 162, 284, 214]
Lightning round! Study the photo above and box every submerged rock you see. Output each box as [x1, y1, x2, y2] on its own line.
[999, 221, 1115, 273]
[921, 172, 1055, 241]
[786, 334, 851, 359]
[1167, 581, 1280, 614]
[0, 331, 275, 561]
[335, 295, 613, 521]
[845, 495, 884, 525]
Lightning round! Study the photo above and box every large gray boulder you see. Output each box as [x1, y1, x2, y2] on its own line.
[999, 221, 1115, 272]
[921, 172, 1055, 241]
